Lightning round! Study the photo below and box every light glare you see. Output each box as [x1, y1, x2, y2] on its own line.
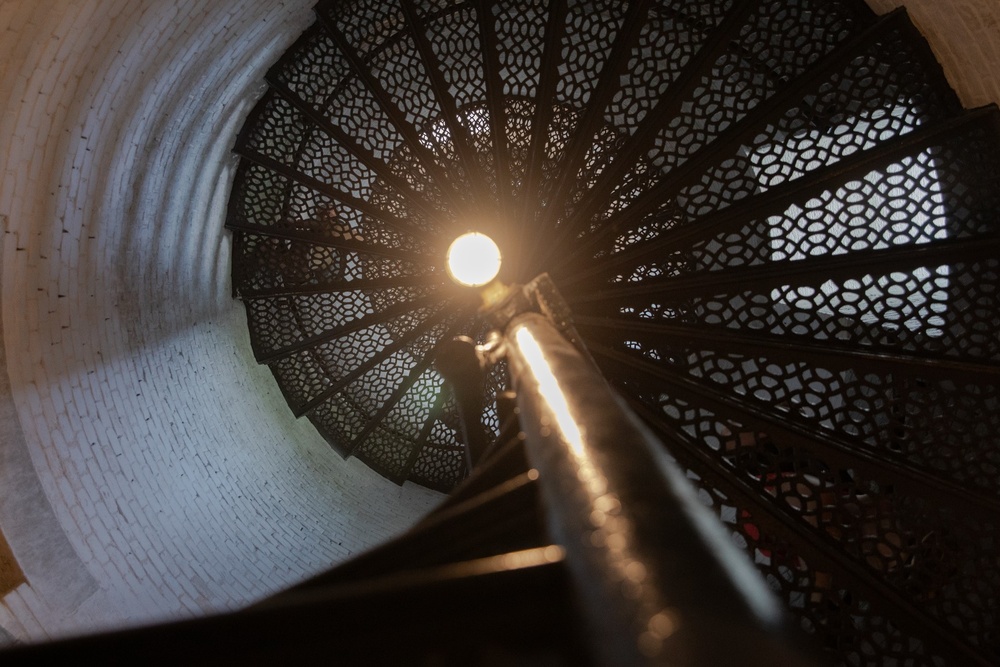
[513, 325, 584, 455]
[447, 233, 502, 286]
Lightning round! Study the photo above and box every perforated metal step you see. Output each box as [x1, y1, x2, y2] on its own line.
[226, 1, 1000, 663]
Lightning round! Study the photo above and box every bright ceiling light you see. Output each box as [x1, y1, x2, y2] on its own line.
[446, 232, 502, 287]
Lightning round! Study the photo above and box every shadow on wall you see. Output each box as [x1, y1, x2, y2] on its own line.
[866, 0, 1000, 107]
[0, 239, 100, 642]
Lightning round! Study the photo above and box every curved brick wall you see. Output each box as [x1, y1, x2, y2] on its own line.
[0, 1, 442, 643]
[0, 0, 996, 647]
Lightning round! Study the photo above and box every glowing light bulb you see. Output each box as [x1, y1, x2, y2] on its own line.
[446, 232, 502, 287]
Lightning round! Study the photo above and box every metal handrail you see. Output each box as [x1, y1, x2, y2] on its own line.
[439, 276, 817, 665]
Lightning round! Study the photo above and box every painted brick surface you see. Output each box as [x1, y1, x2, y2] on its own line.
[0, 0, 443, 644]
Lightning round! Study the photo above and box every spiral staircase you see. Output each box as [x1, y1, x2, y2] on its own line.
[64, 0, 993, 664]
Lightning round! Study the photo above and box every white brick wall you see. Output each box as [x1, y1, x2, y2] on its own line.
[0, 0, 997, 647]
[0, 0, 443, 643]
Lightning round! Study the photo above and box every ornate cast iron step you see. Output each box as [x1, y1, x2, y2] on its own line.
[226, 0, 1000, 663]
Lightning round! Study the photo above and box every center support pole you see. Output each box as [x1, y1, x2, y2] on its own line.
[503, 310, 814, 666]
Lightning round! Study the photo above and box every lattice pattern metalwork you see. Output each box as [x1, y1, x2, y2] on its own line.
[226, 1, 1000, 663]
